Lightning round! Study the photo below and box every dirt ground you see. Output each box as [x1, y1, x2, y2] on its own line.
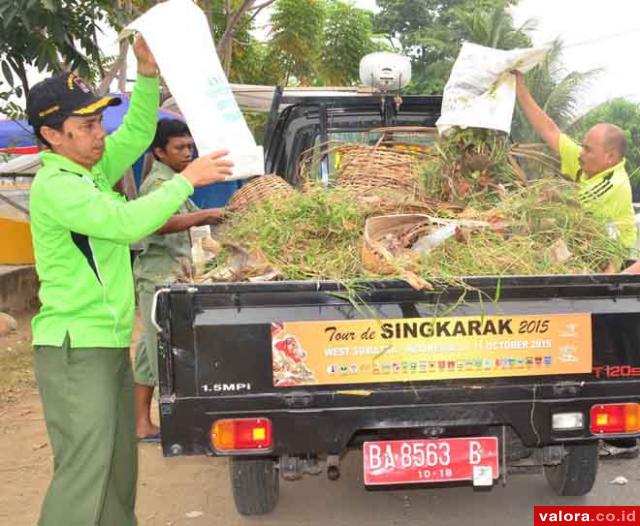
[0, 311, 238, 526]
[3, 311, 640, 526]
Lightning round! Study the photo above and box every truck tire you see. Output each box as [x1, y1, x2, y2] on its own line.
[544, 443, 598, 496]
[229, 457, 279, 515]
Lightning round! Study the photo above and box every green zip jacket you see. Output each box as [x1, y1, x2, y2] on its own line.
[30, 75, 194, 348]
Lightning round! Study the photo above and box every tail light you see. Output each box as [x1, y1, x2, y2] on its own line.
[591, 403, 640, 435]
[211, 418, 273, 453]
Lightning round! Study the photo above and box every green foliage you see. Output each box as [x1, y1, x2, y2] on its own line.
[456, 3, 534, 49]
[268, 0, 327, 85]
[0, 0, 122, 116]
[0, 85, 24, 120]
[0, 0, 118, 87]
[266, 0, 378, 87]
[202, 0, 269, 84]
[374, 0, 526, 94]
[317, 2, 376, 85]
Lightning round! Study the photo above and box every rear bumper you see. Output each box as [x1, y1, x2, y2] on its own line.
[159, 396, 640, 457]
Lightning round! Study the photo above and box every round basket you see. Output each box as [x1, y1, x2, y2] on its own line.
[226, 175, 295, 212]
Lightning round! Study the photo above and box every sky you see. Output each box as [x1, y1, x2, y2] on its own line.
[352, 0, 640, 111]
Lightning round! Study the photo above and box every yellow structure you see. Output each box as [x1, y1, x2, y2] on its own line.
[0, 217, 34, 265]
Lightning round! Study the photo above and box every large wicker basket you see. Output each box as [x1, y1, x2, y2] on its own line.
[226, 175, 295, 212]
[335, 143, 431, 198]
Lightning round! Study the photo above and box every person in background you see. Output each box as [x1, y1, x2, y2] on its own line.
[133, 118, 225, 441]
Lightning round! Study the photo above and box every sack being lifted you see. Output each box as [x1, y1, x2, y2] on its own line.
[122, 0, 264, 179]
[437, 42, 549, 136]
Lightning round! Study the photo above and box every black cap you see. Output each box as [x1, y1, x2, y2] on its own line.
[26, 73, 121, 131]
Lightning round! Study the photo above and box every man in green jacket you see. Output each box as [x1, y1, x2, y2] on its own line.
[28, 37, 234, 526]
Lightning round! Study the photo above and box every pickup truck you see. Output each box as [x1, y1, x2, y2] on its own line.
[154, 92, 640, 517]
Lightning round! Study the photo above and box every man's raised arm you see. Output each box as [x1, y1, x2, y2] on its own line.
[514, 71, 561, 154]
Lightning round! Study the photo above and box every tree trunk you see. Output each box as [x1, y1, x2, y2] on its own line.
[118, 39, 129, 93]
[97, 39, 129, 95]
[216, 0, 277, 72]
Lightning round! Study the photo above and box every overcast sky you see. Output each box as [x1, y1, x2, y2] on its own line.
[353, 0, 640, 110]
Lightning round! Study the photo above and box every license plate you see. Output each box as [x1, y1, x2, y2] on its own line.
[363, 437, 499, 486]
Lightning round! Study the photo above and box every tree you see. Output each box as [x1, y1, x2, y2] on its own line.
[456, 3, 534, 50]
[374, 0, 521, 94]
[206, 0, 278, 75]
[266, 0, 380, 87]
[317, 2, 377, 86]
[0, 0, 122, 97]
[267, 0, 326, 86]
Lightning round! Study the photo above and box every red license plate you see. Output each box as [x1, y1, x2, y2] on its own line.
[363, 437, 499, 486]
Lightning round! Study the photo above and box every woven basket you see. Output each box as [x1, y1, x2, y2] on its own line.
[227, 175, 295, 212]
[335, 144, 433, 201]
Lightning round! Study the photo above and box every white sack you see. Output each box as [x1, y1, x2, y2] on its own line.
[123, 0, 264, 180]
[436, 42, 549, 136]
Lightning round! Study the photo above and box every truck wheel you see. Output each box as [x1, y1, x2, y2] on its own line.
[544, 443, 598, 496]
[229, 457, 279, 515]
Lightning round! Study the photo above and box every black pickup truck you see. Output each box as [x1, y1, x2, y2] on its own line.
[155, 93, 640, 517]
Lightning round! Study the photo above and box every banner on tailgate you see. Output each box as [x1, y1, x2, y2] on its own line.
[271, 314, 592, 387]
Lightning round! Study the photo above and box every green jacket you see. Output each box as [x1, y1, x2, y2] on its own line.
[30, 75, 194, 348]
[133, 160, 198, 294]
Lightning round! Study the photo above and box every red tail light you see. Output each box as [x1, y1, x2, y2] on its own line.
[211, 418, 273, 453]
[591, 404, 640, 435]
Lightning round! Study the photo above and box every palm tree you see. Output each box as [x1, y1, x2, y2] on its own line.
[456, 2, 535, 50]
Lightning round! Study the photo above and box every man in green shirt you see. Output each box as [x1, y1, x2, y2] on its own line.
[515, 71, 638, 457]
[514, 71, 637, 251]
[133, 119, 224, 441]
[28, 37, 234, 526]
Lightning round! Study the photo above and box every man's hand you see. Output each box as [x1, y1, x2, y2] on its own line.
[133, 36, 158, 77]
[200, 208, 225, 225]
[512, 70, 525, 93]
[181, 150, 234, 187]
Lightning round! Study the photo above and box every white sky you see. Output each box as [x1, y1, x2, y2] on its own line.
[353, 0, 640, 110]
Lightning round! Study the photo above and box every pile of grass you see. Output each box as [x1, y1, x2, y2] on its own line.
[420, 129, 550, 207]
[214, 178, 625, 284]
[421, 179, 628, 277]
[218, 185, 369, 281]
